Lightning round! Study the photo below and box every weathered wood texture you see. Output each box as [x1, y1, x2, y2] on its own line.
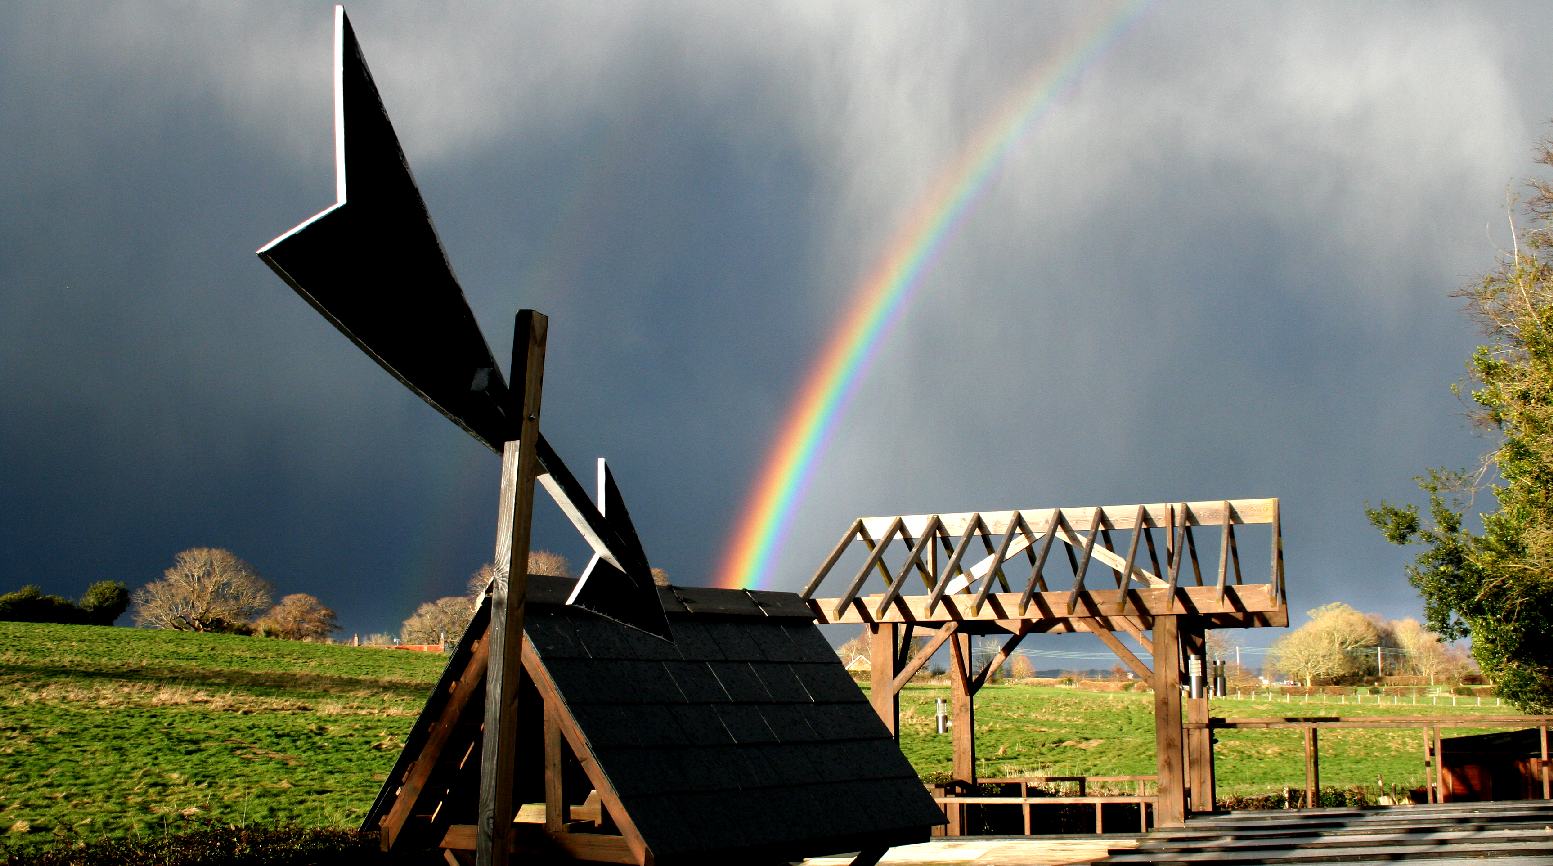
[477, 311, 547, 866]
[1093, 800, 1553, 866]
[1152, 616, 1186, 828]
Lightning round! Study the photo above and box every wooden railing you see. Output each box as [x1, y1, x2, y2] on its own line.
[933, 775, 1157, 835]
[1187, 715, 1553, 807]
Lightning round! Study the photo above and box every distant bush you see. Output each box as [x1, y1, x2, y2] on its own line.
[0, 581, 128, 626]
[0, 823, 386, 866]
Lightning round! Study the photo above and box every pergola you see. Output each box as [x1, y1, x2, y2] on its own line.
[800, 498, 1288, 828]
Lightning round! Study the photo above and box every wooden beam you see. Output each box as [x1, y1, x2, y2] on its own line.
[949, 633, 977, 835]
[478, 310, 546, 866]
[521, 637, 652, 866]
[972, 625, 1030, 691]
[1152, 616, 1185, 828]
[834, 517, 904, 619]
[1183, 625, 1214, 814]
[379, 625, 492, 849]
[875, 517, 941, 618]
[892, 623, 958, 693]
[543, 702, 567, 833]
[802, 519, 861, 599]
[972, 514, 1028, 615]
[1077, 618, 1150, 681]
[813, 584, 1284, 625]
[926, 515, 984, 616]
[1303, 725, 1320, 808]
[864, 499, 1279, 537]
[869, 623, 900, 735]
[1065, 508, 1103, 614]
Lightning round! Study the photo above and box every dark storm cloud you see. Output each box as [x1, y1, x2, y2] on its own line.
[3, 2, 1552, 640]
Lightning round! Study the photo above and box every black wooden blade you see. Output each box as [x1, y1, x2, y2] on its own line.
[569, 554, 672, 641]
[257, 7, 512, 452]
[561, 458, 668, 640]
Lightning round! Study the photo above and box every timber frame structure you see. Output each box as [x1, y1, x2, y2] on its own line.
[802, 498, 1288, 829]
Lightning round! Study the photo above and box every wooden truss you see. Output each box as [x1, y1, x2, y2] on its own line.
[801, 498, 1289, 829]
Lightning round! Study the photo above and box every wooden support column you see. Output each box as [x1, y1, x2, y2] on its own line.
[543, 702, 568, 832]
[948, 632, 977, 835]
[1302, 725, 1320, 808]
[1152, 615, 1186, 828]
[1541, 724, 1549, 800]
[869, 623, 900, 736]
[477, 311, 547, 866]
[1183, 623, 1215, 814]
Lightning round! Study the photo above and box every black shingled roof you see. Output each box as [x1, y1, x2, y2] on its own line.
[367, 577, 944, 863]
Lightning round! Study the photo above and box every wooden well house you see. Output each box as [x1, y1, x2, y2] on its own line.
[801, 498, 1288, 829]
[367, 576, 945, 865]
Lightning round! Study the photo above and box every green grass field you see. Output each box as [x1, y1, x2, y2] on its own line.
[0, 621, 1527, 851]
[0, 621, 446, 849]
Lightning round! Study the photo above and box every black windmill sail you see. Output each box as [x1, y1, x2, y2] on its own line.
[258, 7, 667, 640]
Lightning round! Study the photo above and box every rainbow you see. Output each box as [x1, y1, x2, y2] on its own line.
[716, 0, 1153, 589]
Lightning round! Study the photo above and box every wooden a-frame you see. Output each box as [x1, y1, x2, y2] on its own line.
[805, 498, 1288, 829]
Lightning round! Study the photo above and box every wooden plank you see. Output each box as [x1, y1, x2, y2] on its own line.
[543, 703, 567, 833]
[1017, 509, 1063, 614]
[1078, 618, 1151, 681]
[477, 311, 548, 866]
[379, 624, 492, 849]
[1153, 616, 1185, 828]
[1203, 715, 1553, 730]
[1216, 502, 1231, 603]
[812, 584, 1285, 625]
[863, 499, 1280, 536]
[442, 826, 638, 865]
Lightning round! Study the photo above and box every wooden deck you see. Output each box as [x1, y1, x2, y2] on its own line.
[801, 835, 1138, 865]
[1093, 800, 1553, 865]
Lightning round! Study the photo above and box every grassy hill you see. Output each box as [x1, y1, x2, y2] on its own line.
[0, 621, 445, 850]
[0, 621, 1529, 852]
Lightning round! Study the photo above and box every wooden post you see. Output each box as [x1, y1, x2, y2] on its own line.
[544, 702, 568, 832]
[1152, 615, 1186, 827]
[1541, 724, 1549, 800]
[1183, 624, 1214, 814]
[869, 623, 900, 735]
[1302, 725, 1319, 808]
[1433, 726, 1445, 803]
[477, 310, 547, 866]
[948, 632, 977, 835]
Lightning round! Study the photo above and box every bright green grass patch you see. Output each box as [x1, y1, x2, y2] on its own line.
[887, 683, 1518, 795]
[0, 622, 445, 850]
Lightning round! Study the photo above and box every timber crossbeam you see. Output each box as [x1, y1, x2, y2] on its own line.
[809, 585, 1286, 626]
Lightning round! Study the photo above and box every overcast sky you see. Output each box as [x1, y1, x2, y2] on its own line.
[3, 2, 1551, 644]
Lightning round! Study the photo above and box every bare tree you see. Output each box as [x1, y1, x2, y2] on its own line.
[1267, 602, 1380, 687]
[255, 593, 338, 641]
[1009, 654, 1036, 679]
[402, 596, 473, 646]
[1392, 618, 1459, 685]
[133, 548, 271, 632]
